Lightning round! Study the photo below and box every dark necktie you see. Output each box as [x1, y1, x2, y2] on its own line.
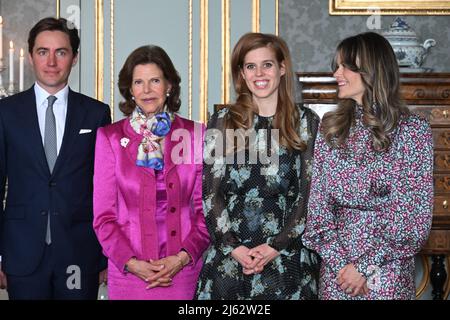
[44, 95, 57, 245]
[44, 95, 58, 173]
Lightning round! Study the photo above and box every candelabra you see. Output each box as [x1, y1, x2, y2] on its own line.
[0, 59, 9, 99]
[7, 78, 14, 96]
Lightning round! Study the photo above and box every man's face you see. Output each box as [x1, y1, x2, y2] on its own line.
[29, 30, 78, 94]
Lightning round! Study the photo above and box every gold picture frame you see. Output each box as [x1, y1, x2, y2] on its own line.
[329, 0, 450, 15]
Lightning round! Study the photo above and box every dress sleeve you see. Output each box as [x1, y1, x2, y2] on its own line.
[298, 106, 320, 238]
[267, 106, 320, 253]
[302, 130, 350, 275]
[355, 117, 434, 276]
[266, 153, 305, 254]
[202, 109, 241, 255]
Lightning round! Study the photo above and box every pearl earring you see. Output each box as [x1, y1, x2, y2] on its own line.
[166, 91, 170, 97]
[131, 96, 135, 100]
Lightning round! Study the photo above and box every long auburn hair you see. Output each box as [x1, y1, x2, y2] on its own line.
[226, 32, 305, 151]
[321, 32, 409, 151]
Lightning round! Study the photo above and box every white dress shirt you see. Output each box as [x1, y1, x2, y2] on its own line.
[34, 82, 69, 155]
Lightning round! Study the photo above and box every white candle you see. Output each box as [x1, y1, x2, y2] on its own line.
[0, 17, 3, 61]
[19, 48, 24, 91]
[9, 41, 14, 84]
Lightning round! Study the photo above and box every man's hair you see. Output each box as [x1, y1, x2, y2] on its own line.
[28, 17, 80, 55]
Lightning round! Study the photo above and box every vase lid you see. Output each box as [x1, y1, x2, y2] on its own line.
[382, 17, 417, 39]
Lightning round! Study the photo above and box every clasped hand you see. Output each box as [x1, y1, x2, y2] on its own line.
[336, 263, 369, 297]
[125, 254, 186, 289]
[231, 244, 279, 275]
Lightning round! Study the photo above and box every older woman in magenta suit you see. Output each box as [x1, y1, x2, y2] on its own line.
[93, 45, 210, 300]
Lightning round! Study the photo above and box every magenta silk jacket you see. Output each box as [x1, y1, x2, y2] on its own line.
[93, 115, 210, 298]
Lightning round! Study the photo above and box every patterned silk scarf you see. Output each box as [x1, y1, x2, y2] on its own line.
[129, 107, 174, 170]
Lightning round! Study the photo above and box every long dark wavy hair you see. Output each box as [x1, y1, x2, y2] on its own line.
[321, 32, 409, 152]
[226, 32, 305, 151]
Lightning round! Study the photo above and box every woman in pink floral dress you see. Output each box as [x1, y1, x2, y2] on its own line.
[302, 32, 433, 300]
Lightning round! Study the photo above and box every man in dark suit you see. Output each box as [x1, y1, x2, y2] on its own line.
[0, 17, 111, 299]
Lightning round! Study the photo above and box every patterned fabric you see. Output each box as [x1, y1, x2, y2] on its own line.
[44, 95, 58, 173]
[195, 107, 319, 300]
[129, 107, 173, 170]
[44, 95, 58, 245]
[302, 105, 434, 300]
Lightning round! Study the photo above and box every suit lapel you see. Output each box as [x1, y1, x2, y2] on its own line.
[163, 115, 184, 176]
[51, 89, 87, 176]
[18, 86, 51, 175]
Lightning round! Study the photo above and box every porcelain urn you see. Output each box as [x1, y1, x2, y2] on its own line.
[382, 17, 436, 70]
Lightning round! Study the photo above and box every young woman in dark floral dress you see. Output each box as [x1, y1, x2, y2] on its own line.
[196, 33, 319, 300]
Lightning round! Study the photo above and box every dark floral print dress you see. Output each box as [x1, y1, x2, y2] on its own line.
[302, 105, 434, 300]
[196, 107, 319, 300]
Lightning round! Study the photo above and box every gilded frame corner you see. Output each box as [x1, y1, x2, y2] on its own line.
[329, 0, 450, 15]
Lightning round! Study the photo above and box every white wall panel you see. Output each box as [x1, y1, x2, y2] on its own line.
[76, 0, 277, 122]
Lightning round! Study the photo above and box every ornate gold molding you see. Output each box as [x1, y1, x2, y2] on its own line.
[56, 0, 60, 18]
[200, 0, 209, 122]
[445, 256, 450, 299]
[95, 0, 104, 102]
[221, 0, 230, 106]
[252, 0, 260, 33]
[275, 0, 279, 35]
[188, 0, 193, 120]
[110, 0, 114, 121]
[415, 255, 450, 300]
[330, 0, 450, 15]
[416, 254, 430, 299]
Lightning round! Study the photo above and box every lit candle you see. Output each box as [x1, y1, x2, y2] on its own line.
[9, 41, 14, 84]
[19, 48, 24, 91]
[0, 16, 3, 61]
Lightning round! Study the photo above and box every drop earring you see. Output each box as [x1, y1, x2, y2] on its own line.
[371, 92, 380, 117]
[371, 101, 380, 117]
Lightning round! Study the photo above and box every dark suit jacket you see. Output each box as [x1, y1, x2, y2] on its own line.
[0, 86, 111, 276]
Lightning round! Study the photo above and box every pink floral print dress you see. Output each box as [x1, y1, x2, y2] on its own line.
[303, 106, 434, 300]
